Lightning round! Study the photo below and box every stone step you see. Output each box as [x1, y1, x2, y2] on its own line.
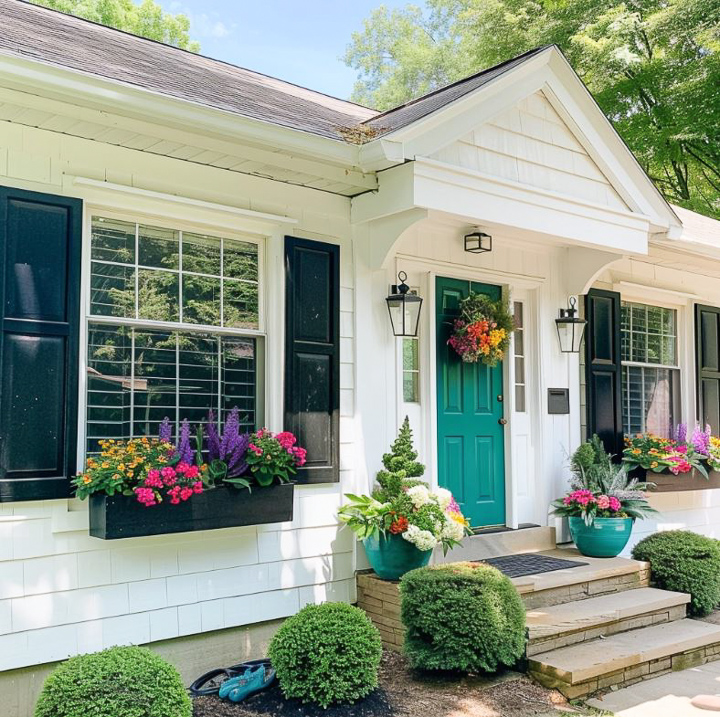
[515, 549, 650, 609]
[529, 618, 720, 699]
[527, 587, 690, 656]
[433, 525, 557, 563]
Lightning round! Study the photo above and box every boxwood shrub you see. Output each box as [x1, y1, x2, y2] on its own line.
[400, 562, 526, 673]
[632, 530, 720, 616]
[34, 645, 191, 717]
[268, 602, 382, 708]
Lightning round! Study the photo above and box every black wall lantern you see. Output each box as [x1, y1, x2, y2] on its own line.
[555, 296, 587, 353]
[464, 231, 493, 254]
[386, 271, 422, 337]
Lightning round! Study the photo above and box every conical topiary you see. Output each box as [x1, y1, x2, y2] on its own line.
[373, 417, 426, 501]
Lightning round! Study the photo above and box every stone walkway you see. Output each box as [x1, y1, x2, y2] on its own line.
[587, 661, 720, 716]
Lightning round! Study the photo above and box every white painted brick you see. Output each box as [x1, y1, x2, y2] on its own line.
[0, 521, 13, 561]
[196, 564, 268, 602]
[178, 603, 202, 636]
[340, 389, 354, 417]
[223, 588, 299, 628]
[23, 555, 78, 596]
[267, 553, 354, 591]
[0, 600, 11, 635]
[77, 550, 112, 588]
[150, 607, 179, 643]
[340, 362, 354, 389]
[111, 547, 152, 583]
[340, 337, 353, 363]
[177, 531, 258, 573]
[11, 518, 54, 560]
[201, 601, 225, 632]
[76, 620, 104, 655]
[166, 574, 198, 606]
[295, 491, 342, 529]
[102, 613, 150, 649]
[258, 526, 352, 563]
[0, 631, 28, 671]
[340, 287, 354, 311]
[299, 578, 353, 607]
[128, 578, 167, 612]
[340, 311, 354, 338]
[7, 149, 52, 183]
[0, 562, 24, 599]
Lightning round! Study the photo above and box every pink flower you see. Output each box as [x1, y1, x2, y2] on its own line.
[161, 466, 175, 479]
[180, 487, 193, 501]
[134, 487, 157, 507]
[291, 446, 307, 467]
[609, 497, 622, 512]
[276, 431, 296, 450]
[193, 481, 203, 494]
[175, 462, 190, 475]
[596, 495, 610, 510]
[249, 443, 263, 456]
[147, 469, 160, 481]
[184, 464, 199, 479]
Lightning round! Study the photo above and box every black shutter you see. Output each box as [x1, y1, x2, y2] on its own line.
[0, 187, 82, 501]
[585, 289, 623, 456]
[696, 304, 720, 433]
[284, 237, 340, 483]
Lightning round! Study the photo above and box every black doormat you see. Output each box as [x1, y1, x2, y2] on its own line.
[478, 553, 587, 578]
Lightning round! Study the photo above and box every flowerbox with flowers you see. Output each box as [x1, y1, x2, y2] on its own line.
[622, 424, 720, 492]
[76, 410, 305, 539]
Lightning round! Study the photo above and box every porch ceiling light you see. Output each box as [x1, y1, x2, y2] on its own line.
[464, 231, 492, 254]
[555, 296, 587, 354]
[386, 271, 422, 337]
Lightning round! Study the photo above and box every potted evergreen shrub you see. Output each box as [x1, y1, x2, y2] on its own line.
[338, 418, 470, 580]
[552, 436, 658, 558]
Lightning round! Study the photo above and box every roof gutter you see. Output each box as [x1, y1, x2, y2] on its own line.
[0, 51, 365, 168]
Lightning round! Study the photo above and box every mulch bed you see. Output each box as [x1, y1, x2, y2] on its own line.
[192, 651, 583, 717]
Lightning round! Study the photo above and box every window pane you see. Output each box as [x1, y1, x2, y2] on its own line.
[183, 232, 221, 276]
[221, 337, 257, 432]
[91, 217, 135, 264]
[90, 262, 135, 318]
[403, 372, 419, 403]
[224, 239, 258, 282]
[402, 338, 418, 370]
[138, 269, 179, 322]
[515, 385, 526, 413]
[513, 301, 524, 328]
[182, 275, 221, 325]
[224, 280, 259, 329]
[138, 224, 179, 270]
[622, 365, 676, 437]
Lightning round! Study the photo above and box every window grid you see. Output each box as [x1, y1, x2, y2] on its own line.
[86, 216, 263, 452]
[514, 301, 526, 413]
[402, 337, 420, 403]
[621, 302, 679, 438]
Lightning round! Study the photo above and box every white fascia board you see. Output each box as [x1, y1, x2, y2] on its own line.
[413, 159, 650, 254]
[545, 52, 680, 233]
[0, 52, 363, 168]
[351, 162, 416, 224]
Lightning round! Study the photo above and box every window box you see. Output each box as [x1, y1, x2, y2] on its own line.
[89, 483, 294, 539]
[646, 470, 720, 493]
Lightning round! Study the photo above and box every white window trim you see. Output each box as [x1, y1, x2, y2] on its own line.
[76, 202, 278, 468]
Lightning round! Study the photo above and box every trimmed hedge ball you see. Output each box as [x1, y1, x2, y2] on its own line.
[400, 562, 526, 673]
[34, 645, 192, 717]
[632, 530, 720, 616]
[268, 602, 382, 708]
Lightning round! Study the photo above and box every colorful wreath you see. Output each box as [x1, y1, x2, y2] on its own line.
[447, 292, 515, 366]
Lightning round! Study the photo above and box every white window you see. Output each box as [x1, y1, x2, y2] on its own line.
[402, 337, 420, 403]
[513, 301, 526, 412]
[85, 216, 263, 452]
[621, 301, 679, 437]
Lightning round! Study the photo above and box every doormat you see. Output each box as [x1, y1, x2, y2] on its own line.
[477, 553, 587, 578]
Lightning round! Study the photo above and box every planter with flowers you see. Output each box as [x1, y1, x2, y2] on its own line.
[338, 418, 470, 580]
[552, 435, 658, 558]
[623, 424, 720, 492]
[76, 410, 304, 539]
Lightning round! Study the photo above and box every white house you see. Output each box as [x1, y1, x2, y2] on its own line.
[0, 1, 719, 713]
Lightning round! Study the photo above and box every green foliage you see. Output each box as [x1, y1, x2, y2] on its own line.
[31, 0, 200, 51]
[268, 603, 382, 708]
[374, 416, 426, 501]
[571, 435, 611, 476]
[34, 645, 192, 717]
[632, 530, 720, 616]
[345, 0, 720, 217]
[399, 562, 526, 672]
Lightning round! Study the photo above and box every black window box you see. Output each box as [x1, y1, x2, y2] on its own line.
[89, 483, 294, 539]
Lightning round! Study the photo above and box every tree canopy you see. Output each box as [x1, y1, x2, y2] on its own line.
[31, 0, 200, 52]
[345, 0, 720, 217]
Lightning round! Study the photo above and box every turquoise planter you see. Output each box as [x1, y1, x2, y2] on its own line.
[363, 533, 432, 580]
[568, 517, 634, 558]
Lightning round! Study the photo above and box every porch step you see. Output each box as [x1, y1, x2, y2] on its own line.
[433, 525, 556, 564]
[529, 619, 720, 700]
[527, 587, 690, 656]
[515, 549, 651, 609]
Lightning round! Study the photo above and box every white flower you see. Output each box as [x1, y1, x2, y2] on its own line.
[402, 524, 438, 551]
[435, 488, 453, 510]
[406, 484, 431, 509]
[441, 517, 465, 542]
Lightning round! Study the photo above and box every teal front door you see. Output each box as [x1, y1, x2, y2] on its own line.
[436, 277, 506, 528]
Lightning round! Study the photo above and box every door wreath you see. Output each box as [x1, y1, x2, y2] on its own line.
[447, 292, 514, 365]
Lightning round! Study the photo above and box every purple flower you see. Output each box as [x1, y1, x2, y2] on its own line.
[227, 433, 250, 477]
[177, 419, 195, 465]
[158, 417, 173, 444]
[692, 424, 711, 457]
[219, 407, 240, 460]
[675, 423, 688, 444]
[206, 411, 221, 461]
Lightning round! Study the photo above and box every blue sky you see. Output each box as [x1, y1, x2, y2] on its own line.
[164, 1, 410, 101]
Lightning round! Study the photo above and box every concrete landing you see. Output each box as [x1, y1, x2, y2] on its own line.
[587, 661, 720, 716]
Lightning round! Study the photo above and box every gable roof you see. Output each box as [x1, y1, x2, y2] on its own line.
[0, 0, 375, 140]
